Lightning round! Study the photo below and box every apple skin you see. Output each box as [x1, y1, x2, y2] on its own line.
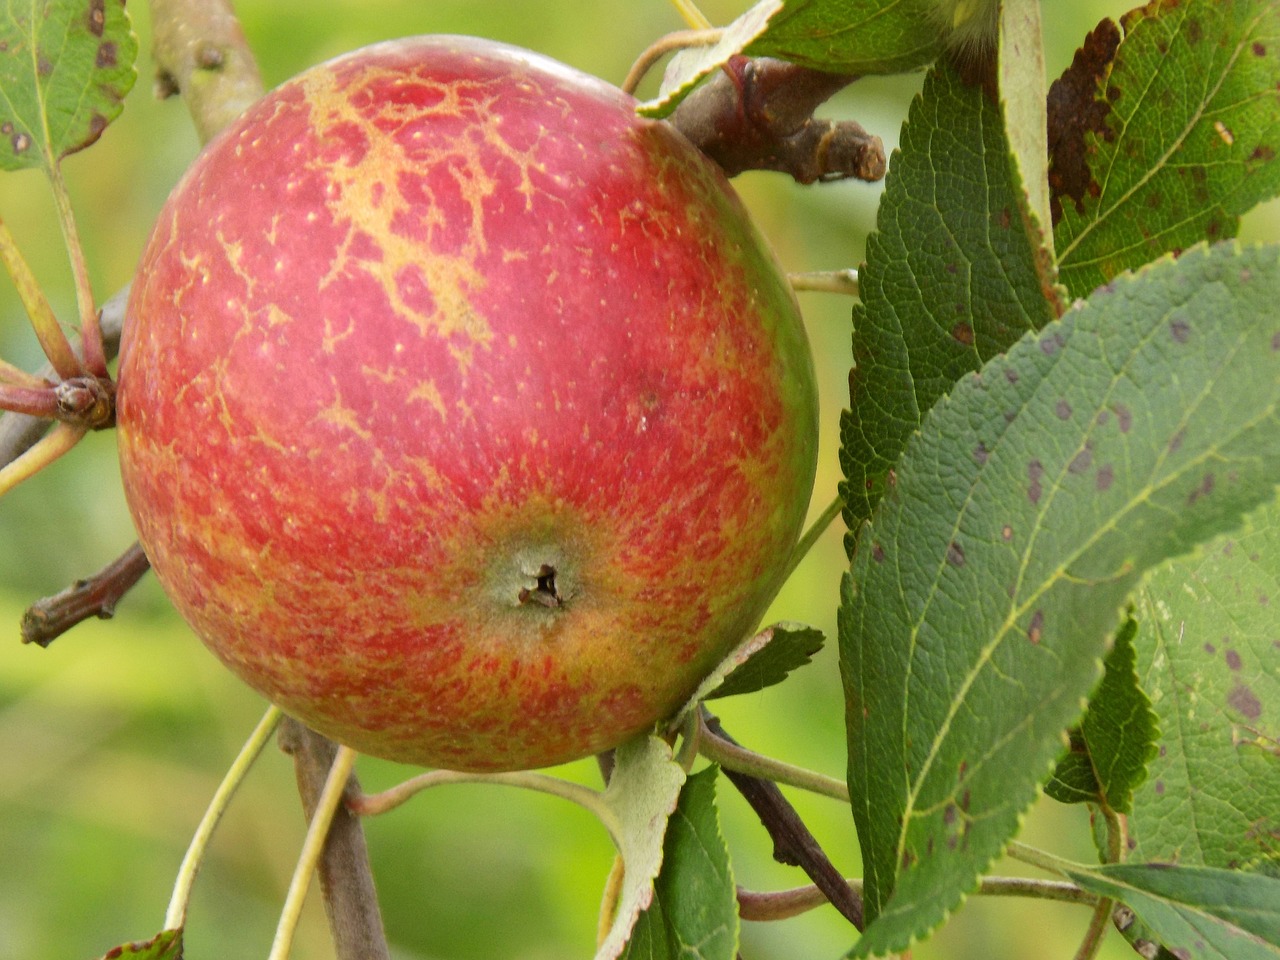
[116, 35, 818, 772]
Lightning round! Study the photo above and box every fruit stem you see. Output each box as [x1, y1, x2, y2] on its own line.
[269, 744, 359, 960]
[1005, 840, 1080, 877]
[697, 712, 849, 802]
[622, 29, 724, 95]
[47, 162, 108, 377]
[0, 422, 85, 498]
[738, 875, 1098, 922]
[669, 0, 713, 30]
[165, 705, 283, 930]
[788, 269, 860, 298]
[0, 358, 50, 391]
[780, 492, 845, 586]
[0, 215, 84, 381]
[350, 770, 622, 847]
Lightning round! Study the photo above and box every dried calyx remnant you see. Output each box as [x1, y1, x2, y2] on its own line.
[518, 564, 562, 608]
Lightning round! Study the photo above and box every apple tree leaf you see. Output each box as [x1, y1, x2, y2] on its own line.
[702, 622, 824, 702]
[1051, 0, 1280, 299]
[595, 735, 687, 960]
[94, 929, 183, 960]
[839, 59, 1062, 550]
[620, 766, 738, 960]
[0, 0, 137, 173]
[639, 0, 784, 118]
[1045, 618, 1160, 814]
[1127, 502, 1280, 870]
[840, 242, 1280, 957]
[1066, 864, 1280, 960]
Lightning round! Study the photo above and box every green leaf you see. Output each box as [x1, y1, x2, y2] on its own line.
[1046, 618, 1160, 813]
[596, 736, 687, 960]
[703, 622, 824, 702]
[1067, 864, 1280, 959]
[0, 0, 138, 172]
[1128, 499, 1280, 869]
[94, 929, 183, 960]
[839, 60, 1062, 549]
[1052, 0, 1280, 299]
[639, 0, 783, 118]
[746, 0, 949, 76]
[620, 767, 738, 960]
[840, 242, 1280, 956]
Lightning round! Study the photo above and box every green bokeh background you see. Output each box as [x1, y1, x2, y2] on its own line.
[1, 2, 1276, 959]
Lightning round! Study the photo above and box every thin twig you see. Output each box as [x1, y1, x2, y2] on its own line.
[738, 875, 1097, 922]
[21, 542, 152, 647]
[702, 710, 863, 930]
[277, 721, 391, 960]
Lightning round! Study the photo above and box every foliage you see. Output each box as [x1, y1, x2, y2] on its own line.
[1, 1, 1278, 959]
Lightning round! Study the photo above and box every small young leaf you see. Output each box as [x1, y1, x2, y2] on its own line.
[1052, 0, 1280, 298]
[1046, 618, 1159, 813]
[95, 929, 183, 960]
[703, 622, 824, 702]
[621, 766, 738, 960]
[0, 0, 138, 172]
[1044, 730, 1103, 806]
[1067, 864, 1280, 959]
[595, 736, 687, 960]
[639, 0, 783, 118]
[841, 242, 1280, 956]
[840, 60, 1062, 548]
[1128, 500, 1280, 870]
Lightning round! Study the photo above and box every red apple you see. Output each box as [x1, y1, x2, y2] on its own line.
[116, 35, 818, 772]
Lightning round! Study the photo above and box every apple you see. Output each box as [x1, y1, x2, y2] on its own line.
[116, 35, 818, 772]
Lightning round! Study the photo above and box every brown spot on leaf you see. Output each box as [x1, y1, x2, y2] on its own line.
[1185, 17, 1203, 43]
[947, 541, 966, 567]
[1254, 41, 1267, 56]
[872, 542, 886, 564]
[1002, 525, 1013, 541]
[1040, 335, 1060, 356]
[1155, 780, 1164, 794]
[1096, 463, 1114, 491]
[11, 132, 31, 154]
[952, 321, 975, 346]
[1028, 459, 1044, 504]
[1169, 429, 1185, 453]
[1028, 609, 1045, 644]
[1225, 649, 1242, 671]
[974, 442, 989, 465]
[96, 41, 117, 69]
[37, 55, 53, 77]
[0, 122, 10, 135]
[1226, 683, 1261, 719]
[88, 0, 106, 36]
[1055, 399, 1073, 420]
[1170, 318, 1191, 343]
[1005, 367, 1020, 384]
[1069, 447, 1093, 474]
[1204, 641, 1217, 654]
[1187, 472, 1215, 505]
[1047, 18, 1121, 223]
[1114, 403, 1132, 433]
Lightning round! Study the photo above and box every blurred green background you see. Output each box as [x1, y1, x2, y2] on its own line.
[1, 2, 1277, 959]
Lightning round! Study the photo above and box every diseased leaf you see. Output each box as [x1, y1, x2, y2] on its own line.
[841, 243, 1280, 956]
[1046, 618, 1160, 813]
[1068, 864, 1280, 959]
[1129, 500, 1280, 870]
[1052, 0, 1280, 298]
[595, 736, 687, 960]
[839, 60, 1062, 550]
[95, 929, 183, 960]
[0, 0, 138, 172]
[621, 767, 738, 960]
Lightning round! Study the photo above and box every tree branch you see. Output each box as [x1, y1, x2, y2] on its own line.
[668, 57, 886, 184]
[21, 541, 151, 647]
[702, 711, 863, 929]
[277, 719, 391, 960]
[150, 0, 264, 145]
